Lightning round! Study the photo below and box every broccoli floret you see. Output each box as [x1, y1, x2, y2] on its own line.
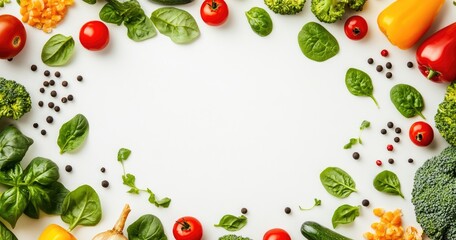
[435, 82, 456, 146]
[347, 0, 366, 11]
[264, 0, 305, 15]
[411, 146, 456, 240]
[0, 77, 32, 120]
[219, 234, 251, 240]
[310, 0, 348, 23]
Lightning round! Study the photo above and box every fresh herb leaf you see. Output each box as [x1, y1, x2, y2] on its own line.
[360, 120, 370, 130]
[0, 0, 11, 8]
[127, 214, 167, 240]
[0, 125, 33, 170]
[41, 34, 75, 66]
[373, 170, 404, 198]
[0, 185, 28, 228]
[298, 22, 339, 62]
[345, 68, 379, 108]
[320, 167, 357, 198]
[245, 7, 273, 37]
[214, 214, 248, 232]
[343, 138, 358, 149]
[390, 84, 425, 119]
[299, 198, 322, 211]
[61, 184, 102, 231]
[57, 114, 90, 154]
[99, 3, 123, 25]
[0, 218, 17, 240]
[332, 204, 360, 228]
[151, 7, 200, 44]
[118, 148, 132, 162]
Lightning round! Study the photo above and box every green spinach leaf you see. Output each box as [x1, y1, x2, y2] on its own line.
[0, 186, 29, 228]
[127, 214, 168, 240]
[332, 204, 360, 228]
[0, 125, 33, 170]
[61, 184, 102, 231]
[0, 220, 17, 240]
[125, 14, 157, 41]
[320, 167, 357, 198]
[373, 170, 404, 198]
[57, 114, 90, 154]
[214, 214, 247, 232]
[390, 84, 425, 119]
[99, 3, 124, 25]
[41, 34, 75, 66]
[22, 157, 59, 185]
[151, 7, 200, 44]
[345, 68, 379, 108]
[245, 7, 273, 37]
[298, 22, 339, 62]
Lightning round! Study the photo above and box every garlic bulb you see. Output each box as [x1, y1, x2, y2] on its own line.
[92, 204, 131, 240]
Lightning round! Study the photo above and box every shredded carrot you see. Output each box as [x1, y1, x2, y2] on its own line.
[363, 208, 422, 240]
[19, 0, 74, 33]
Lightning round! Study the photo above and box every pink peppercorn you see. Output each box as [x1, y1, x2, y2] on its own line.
[387, 144, 394, 151]
[381, 49, 389, 57]
[376, 160, 383, 166]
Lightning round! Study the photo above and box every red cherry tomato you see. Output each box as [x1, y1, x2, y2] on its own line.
[200, 0, 229, 26]
[263, 228, 291, 240]
[409, 121, 434, 147]
[172, 216, 203, 240]
[0, 14, 27, 59]
[344, 15, 368, 40]
[79, 20, 110, 51]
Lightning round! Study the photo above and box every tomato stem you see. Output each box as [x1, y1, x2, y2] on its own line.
[209, 0, 218, 10]
[176, 219, 191, 231]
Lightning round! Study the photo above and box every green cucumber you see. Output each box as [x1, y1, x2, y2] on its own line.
[301, 221, 352, 240]
[148, 0, 193, 5]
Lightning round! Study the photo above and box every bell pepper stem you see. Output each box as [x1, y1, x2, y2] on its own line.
[427, 69, 439, 80]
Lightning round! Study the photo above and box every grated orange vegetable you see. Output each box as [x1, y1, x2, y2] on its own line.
[363, 208, 422, 240]
[19, 0, 74, 33]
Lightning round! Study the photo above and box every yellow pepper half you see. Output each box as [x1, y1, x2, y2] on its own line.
[377, 0, 445, 50]
[38, 224, 77, 240]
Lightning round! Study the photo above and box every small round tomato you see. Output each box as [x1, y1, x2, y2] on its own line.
[344, 15, 368, 40]
[79, 20, 110, 51]
[173, 216, 203, 240]
[409, 121, 434, 147]
[0, 14, 27, 59]
[263, 228, 291, 240]
[200, 0, 229, 26]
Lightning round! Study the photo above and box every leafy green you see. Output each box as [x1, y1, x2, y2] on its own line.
[0, 77, 32, 120]
[345, 68, 378, 108]
[151, 7, 200, 44]
[127, 214, 168, 240]
[214, 215, 247, 232]
[0, 125, 33, 170]
[57, 114, 90, 154]
[331, 204, 360, 228]
[373, 170, 404, 198]
[297, 22, 339, 62]
[118, 148, 171, 208]
[0, 220, 17, 240]
[0, 0, 11, 7]
[320, 167, 357, 198]
[299, 198, 322, 211]
[390, 83, 425, 119]
[245, 7, 273, 37]
[41, 34, 75, 66]
[343, 120, 370, 149]
[61, 184, 102, 231]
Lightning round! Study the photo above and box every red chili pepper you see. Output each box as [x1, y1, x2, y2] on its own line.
[416, 22, 456, 83]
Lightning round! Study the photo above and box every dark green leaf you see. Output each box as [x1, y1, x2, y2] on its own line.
[127, 214, 168, 240]
[297, 22, 339, 62]
[57, 114, 90, 154]
[99, 3, 124, 25]
[118, 148, 132, 162]
[125, 14, 157, 42]
[41, 34, 75, 66]
[320, 167, 357, 198]
[245, 7, 273, 37]
[83, 0, 96, 4]
[0, 187, 29, 228]
[151, 7, 200, 44]
[0, 125, 33, 170]
[22, 157, 59, 185]
[0, 164, 23, 186]
[214, 215, 247, 232]
[373, 170, 404, 198]
[390, 84, 425, 119]
[332, 204, 360, 228]
[345, 68, 379, 107]
[0, 220, 17, 240]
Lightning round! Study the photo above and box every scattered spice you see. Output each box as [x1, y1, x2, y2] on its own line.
[39, 88, 45, 93]
[54, 106, 60, 112]
[395, 127, 402, 134]
[33, 123, 39, 128]
[46, 116, 54, 123]
[376, 65, 384, 72]
[100, 167, 106, 173]
[408, 158, 414, 163]
[65, 165, 72, 172]
[284, 207, 291, 214]
[50, 90, 57, 97]
[76, 75, 83, 81]
[394, 137, 400, 143]
[386, 72, 393, 79]
[48, 102, 54, 108]
[376, 160, 382, 166]
[386, 62, 392, 69]
[40, 129, 46, 135]
[387, 122, 394, 128]
[362, 199, 370, 207]
[44, 70, 50, 76]
[31, 64, 37, 71]
[49, 79, 55, 86]
[388, 158, 395, 164]
[381, 49, 389, 57]
[352, 152, 360, 160]
[407, 61, 414, 68]
[241, 208, 248, 214]
[67, 94, 74, 101]
[381, 129, 387, 134]
[101, 180, 109, 188]
[62, 81, 68, 87]
[38, 101, 44, 107]
[54, 71, 61, 78]
[387, 144, 394, 151]
[367, 58, 374, 64]
[43, 81, 49, 87]
[61, 97, 68, 103]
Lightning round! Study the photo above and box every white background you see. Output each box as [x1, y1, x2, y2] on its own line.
[1, 0, 455, 239]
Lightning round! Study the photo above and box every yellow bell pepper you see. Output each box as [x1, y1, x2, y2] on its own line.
[377, 0, 445, 50]
[38, 224, 77, 240]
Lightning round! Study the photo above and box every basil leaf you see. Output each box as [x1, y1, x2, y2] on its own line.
[320, 167, 357, 198]
[61, 184, 102, 231]
[0, 186, 29, 228]
[245, 7, 273, 37]
[118, 148, 132, 162]
[151, 7, 200, 44]
[390, 84, 425, 119]
[57, 114, 90, 154]
[214, 214, 247, 231]
[100, 3, 123, 25]
[127, 214, 168, 240]
[345, 68, 379, 108]
[0, 125, 33, 170]
[22, 157, 59, 185]
[373, 170, 404, 198]
[297, 22, 339, 62]
[0, 220, 17, 240]
[332, 204, 360, 228]
[125, 14, 157, 42]
[0, 163, 23, 186]
[41, 34, 75, 66]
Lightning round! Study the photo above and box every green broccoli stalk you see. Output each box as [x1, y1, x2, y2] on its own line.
[219, 234, 251, 240]
[435, 82, 456, 146]
[0, 77, 32, 120]
[411, 146, 456, 240]
[264, 0, 306, 15]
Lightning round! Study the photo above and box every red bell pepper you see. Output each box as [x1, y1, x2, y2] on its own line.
[416, 22, 456, 83]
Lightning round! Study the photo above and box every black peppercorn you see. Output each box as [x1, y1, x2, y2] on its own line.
[387, 122, 394, 128]
[76, 75, 83, 81]
[100, 167, 106, 173]
[394, 137, 400, 143]
[40, 129, 47, 135]
[62, 81, 68, 87]
[38, 101, 44, 107]
[385, 62, 392, 69]
[39, 88, 45, 93]
[284, 207, 291, 214]
[46, 116, 53, 123]
[381, 129, 387, 134]
[33, 123, 39, 128]
[367, 58, 374, 64]
[44, 70, 50, 76]
[241, 208, 248, 214]
[65, 165, 73, 172]
[49, 79, 55, 86]
[376, 65, 384, 72]
[408, 158, 414, 163]
[101, 180, 109, 188]
[388, 158, 395, 164]
[54, 106, 60, 112]
[54, 71, 61, 78]
[386, 72, 393, 79]
[48, 102, 55, 108]
[395, 127, 401, 133]
[67, 94, 74, 101]
[61, 97, 68, 103]
[352, 152, 360, 160]
[407, 61, 414, 68]
[50, 90, 57, 97]
[362, 199, 370, 207]
[31, 65, 37, 71]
